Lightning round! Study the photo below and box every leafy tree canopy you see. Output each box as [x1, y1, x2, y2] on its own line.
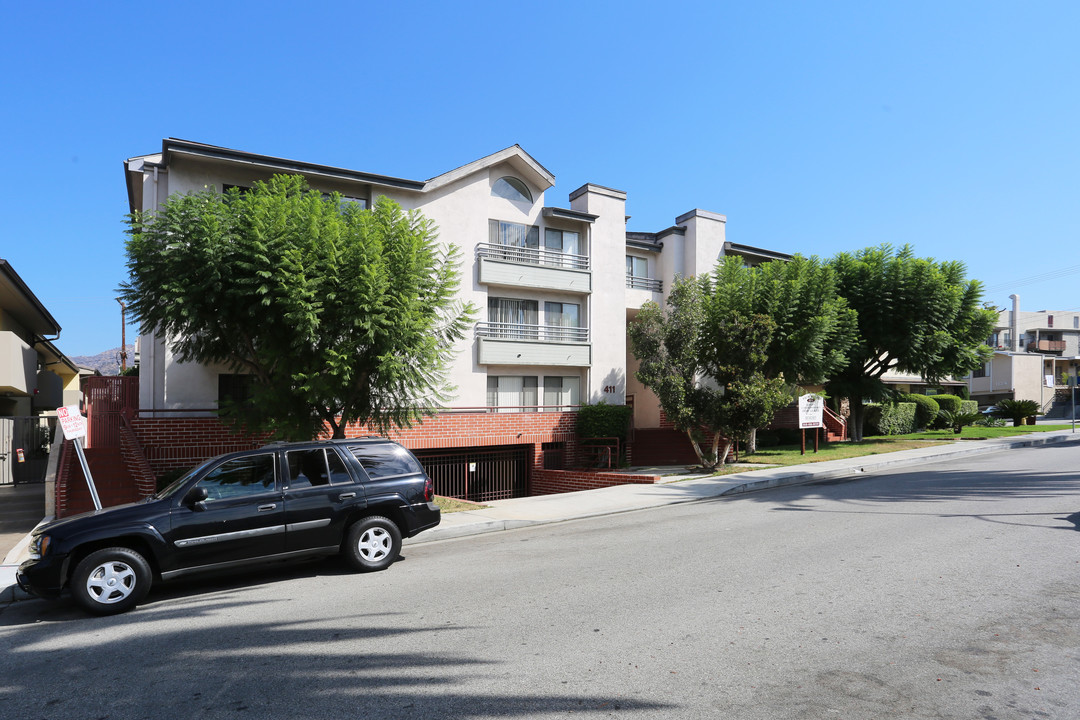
[703, 254, 857, 386]
[825, 244, 996, 441]
[121, 174, 475, 440]
[628, 276, 790, 468]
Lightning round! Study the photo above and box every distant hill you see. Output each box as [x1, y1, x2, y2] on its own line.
[69, 346, 136, 376]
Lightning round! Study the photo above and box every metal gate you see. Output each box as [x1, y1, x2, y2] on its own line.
[412, 444, 531, 503]
[0, 416, 56, 485]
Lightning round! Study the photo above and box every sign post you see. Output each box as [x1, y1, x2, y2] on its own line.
[56, 405, 100, 511]
[798, 394, 825, 455]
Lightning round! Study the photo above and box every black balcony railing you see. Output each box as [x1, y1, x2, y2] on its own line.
[626, 274, 662, 292]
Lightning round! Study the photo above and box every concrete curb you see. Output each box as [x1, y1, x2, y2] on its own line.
[6, 430, 1078, 606]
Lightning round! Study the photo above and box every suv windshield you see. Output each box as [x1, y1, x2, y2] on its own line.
[154, 460, 213, 500]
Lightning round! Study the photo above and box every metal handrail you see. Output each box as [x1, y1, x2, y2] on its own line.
[626, 274, 662, 292]
[476, 321, 589, 342]
[476, 242, 590, 271]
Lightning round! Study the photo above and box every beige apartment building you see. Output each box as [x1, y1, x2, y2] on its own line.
[124, 140, 790, 445]
[968, 294, 1080, 414]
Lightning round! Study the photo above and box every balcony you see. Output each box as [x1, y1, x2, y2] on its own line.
[1027, 340, 1066, 353]
[477, 243, 591, 294]
[476, 322, 591, 367]
[626, 274, 662, 292]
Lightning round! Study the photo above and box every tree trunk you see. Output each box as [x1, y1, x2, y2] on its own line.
[849, 397, 866, 442]
[747, 427, 758, 455]
[686, 429, 712, 469]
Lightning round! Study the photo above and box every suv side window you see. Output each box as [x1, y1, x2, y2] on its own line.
[349, 444, 422, 478]
[197, 454, 277, 501]
[327, 448, 354, 484]
[286, 449, 331, 489]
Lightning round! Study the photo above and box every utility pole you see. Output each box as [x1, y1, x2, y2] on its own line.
[116, 298, 128, 373]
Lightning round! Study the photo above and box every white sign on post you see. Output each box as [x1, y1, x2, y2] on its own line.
[798, 394, 824, 429]
[56, 404, 101, 510]
[57, 405, 87, 440]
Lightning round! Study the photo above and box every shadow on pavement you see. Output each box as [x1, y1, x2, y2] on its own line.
[0, 589, 672, 717]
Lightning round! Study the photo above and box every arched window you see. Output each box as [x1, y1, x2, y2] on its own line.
[492, 176, 533, 204]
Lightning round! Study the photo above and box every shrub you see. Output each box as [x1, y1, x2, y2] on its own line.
[866, 402, 917, 436]
[901, 393, 939, 430]
[959, 400, 978, 415]
[938, 409, 982, 434]
[576, 402, 632, 440]
[992, 398, 1041, 426]
[928, 394, 962, 428]
[932, 394, 963, 414]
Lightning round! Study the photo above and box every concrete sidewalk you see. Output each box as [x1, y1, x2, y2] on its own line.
[5, 428, 1078, 605]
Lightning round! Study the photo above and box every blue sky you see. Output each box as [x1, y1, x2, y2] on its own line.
[2, 1, 1077, 357]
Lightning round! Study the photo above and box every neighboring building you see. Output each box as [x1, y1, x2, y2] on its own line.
[113, 139, 791, 501]
[0, 259, 80, 416]
[968, 294, 1080, 413]
[0, 259, 80, 486]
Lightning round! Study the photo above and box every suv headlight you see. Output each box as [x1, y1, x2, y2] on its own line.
[29, 534, 50, 560]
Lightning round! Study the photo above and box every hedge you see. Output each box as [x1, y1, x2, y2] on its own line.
[901, 393, 939, 430]
[932, 394, 963, 414]
[576, 402, 632, 440]
[959, 399, 978, 415]
[865, 402, 918, 436]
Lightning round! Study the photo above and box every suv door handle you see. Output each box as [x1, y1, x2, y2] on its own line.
[258, 504, 277, 512]
[336, 492, 356, 501]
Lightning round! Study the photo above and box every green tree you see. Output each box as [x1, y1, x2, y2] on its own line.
[628, 276, 790, 469]
[121, 174, 475, 440]
[702, 255, 858, 451]
[825, 245, 996, 442]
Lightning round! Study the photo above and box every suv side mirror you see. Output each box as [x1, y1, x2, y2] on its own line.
[184, 486, 209, 509]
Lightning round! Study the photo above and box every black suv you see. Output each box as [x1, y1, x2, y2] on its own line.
[17, 437, 440, 615]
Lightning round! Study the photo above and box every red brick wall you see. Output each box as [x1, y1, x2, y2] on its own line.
[531, 469, 661, 496]
[129, 417, 270, 477]
[55, 410, 651, 516]
[127, 411, 579, 477]
[55, 442, 147, 518]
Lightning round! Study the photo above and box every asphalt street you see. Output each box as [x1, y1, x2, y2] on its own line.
[1, 441, 1078, 719]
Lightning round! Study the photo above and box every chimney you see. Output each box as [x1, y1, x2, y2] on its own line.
[1009, 294, 1021, 351]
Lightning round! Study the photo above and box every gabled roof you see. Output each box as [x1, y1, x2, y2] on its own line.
[0, 259, 61, 336]
[423, 144, 555, 194]
[126, 140, 555, 207]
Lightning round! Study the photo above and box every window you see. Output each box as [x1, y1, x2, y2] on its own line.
[492, 176, 533, 204]
[286, 448, 352, 488]
[487, 376, 538, 412]
[349, 444, 423, 478]
[197, 454, 276, 501]
[489, 220, 539, 248]
[322, 192, 369, 210]
[218, 374, 253, 406]
[286, 449, 331, 489]
[545, 228, 580, 256]
[972, 363, 989, 379]
[543, 376, 580, 409]
[545, 302, 581, 341]
[626, 255, 648, 277]
[489, 297, 538, 338]
[1048, 315, 1054, 328]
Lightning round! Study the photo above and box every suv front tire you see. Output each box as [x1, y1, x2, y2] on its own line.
[70, 547, 153, 615]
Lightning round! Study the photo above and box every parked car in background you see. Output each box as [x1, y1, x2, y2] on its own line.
[17, 437, 440, 615]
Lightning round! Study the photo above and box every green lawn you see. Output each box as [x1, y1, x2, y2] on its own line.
[723, 424, 1075, 472]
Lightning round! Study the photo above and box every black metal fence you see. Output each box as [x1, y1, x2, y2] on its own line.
[0, 416, 56, 485]
[413, 444, 531, 503]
